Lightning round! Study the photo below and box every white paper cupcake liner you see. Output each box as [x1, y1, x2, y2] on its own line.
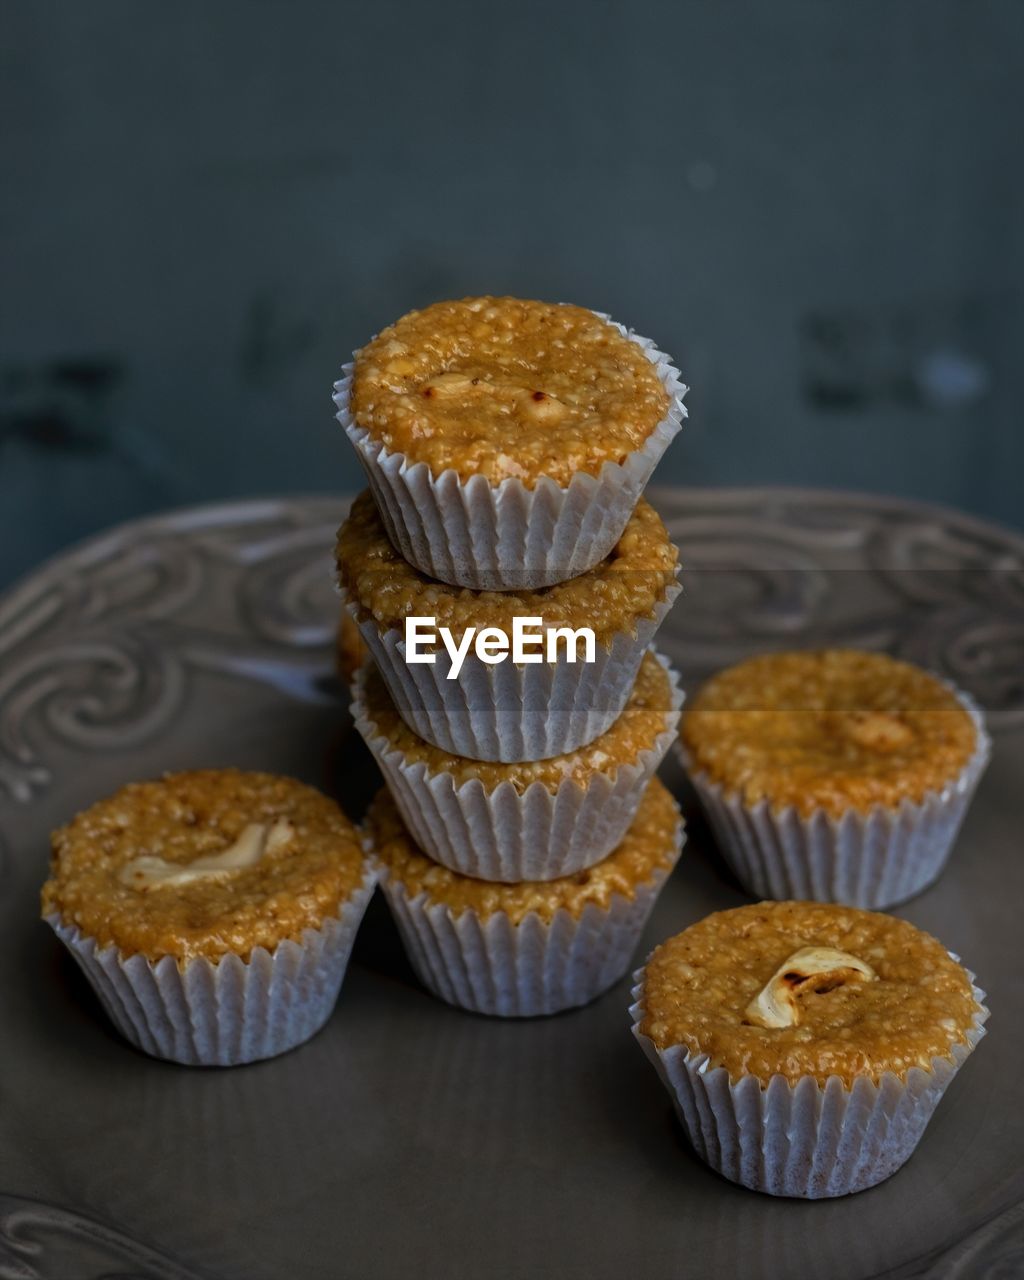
[683, 688, 990, 910]
[629, 969, 989, 1198]
[381, 823, 683, 1017]
[334, 315, 687, 591]
[352, 653, 684, 881]
[344, 577, 681, 763]
[45, 865, 377, 1067]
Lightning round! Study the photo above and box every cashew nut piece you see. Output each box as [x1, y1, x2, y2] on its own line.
[745, 946, 877, 1029]
[119, 818, 294, 891]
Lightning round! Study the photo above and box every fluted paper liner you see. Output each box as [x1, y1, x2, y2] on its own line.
[344, 577, 681, 763]
[334, 316, 687, 591]
[381, 819, 683, 1017]
[684, 687, 990, 910]
[45, 864, 377, 1067]
[353, 652, 684, 881]
[630, 968, 989, 1198]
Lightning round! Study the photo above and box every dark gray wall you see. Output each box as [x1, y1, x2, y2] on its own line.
[2, 1, 1022, 586]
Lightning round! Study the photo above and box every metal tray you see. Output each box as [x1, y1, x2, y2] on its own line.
[0, 487, 1021, 1280]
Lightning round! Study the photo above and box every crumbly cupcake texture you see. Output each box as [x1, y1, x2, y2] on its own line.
[336, 490, 678, 647]
[41, 770, 368, 963]
[360, 650, 674, 792]
[682, 650, 978, 819]
[336, 609, 368, 685]
[640, 901, 981, 1088]
[349, 297, 671, 487]
[367, 777, 680, 923]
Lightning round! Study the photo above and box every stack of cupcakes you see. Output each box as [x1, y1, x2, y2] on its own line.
[335, 296, 689, 1016]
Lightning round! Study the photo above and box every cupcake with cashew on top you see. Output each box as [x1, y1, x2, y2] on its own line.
[353, 650, 683, 881]
[336, 490, 680, 762]
[335, 296, 686, 591]
[368, 778, 683, 1017]
[680, 649, 989, 909]
[42, 769, 376, 1066]
[631, 901, 988, 1197]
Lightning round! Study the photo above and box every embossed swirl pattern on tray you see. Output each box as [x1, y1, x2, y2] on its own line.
[653, 489, 1024, 731]
[0, 1193, 205, 1280]
[0, 500, 345, 804]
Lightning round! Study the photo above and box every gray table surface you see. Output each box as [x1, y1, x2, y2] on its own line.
[0, 487, 1021, 1280]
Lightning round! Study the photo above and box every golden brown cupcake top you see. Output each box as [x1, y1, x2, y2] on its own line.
[639, 901, 981, 1088]
[681, 650, 978, 818]
[336, 490, 678, 647]
[41, 770, 368, 963]
[358, 651, 677, 793]
[367, 778, 681, 922]
[348, 297, 671, 487]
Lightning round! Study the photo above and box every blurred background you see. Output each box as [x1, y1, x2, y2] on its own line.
[2, 1, 1022, 587]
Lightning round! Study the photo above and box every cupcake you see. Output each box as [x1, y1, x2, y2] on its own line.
[334, 296, 686, 591]
[353, 650, 684, 881]
[631, 901, 988, 1197]
[335, 607, 368, 687]
[680, 650, 990, 909]
[41, 769, 376, 1066]
[368, 778, 684, 1017]
[336, 490, 680, 762]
